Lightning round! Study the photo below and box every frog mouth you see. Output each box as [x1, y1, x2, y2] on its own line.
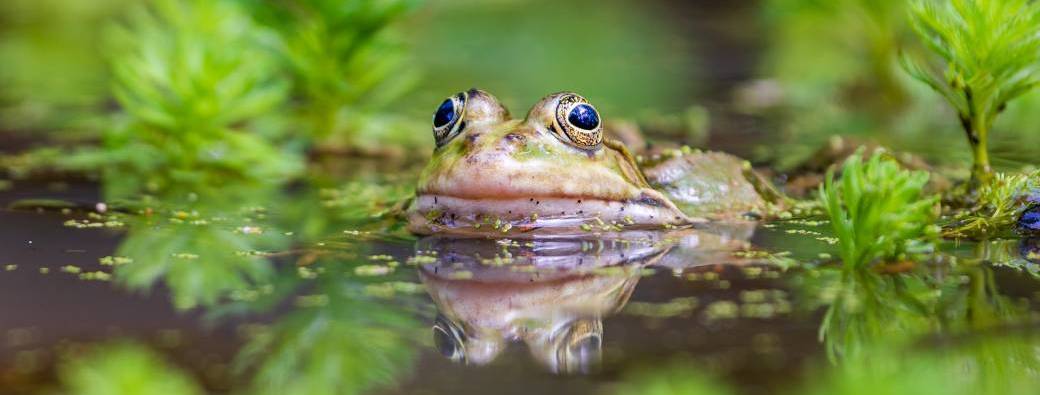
[407, 191, 698, 235]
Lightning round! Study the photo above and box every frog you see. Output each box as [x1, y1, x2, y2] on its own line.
[407, 89, 777, 236]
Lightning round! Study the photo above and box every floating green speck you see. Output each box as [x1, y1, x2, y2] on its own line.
[354, 265, 393, 276]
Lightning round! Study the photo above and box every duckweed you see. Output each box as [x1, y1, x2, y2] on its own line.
[79, 271, 112, 281]
[406, 253, 438, 266]
[363, 282, 425, 298]
[99, 256, 133, 266]
[480, 254, 515, 266]
[704, 301, 740, 321]
[625, 297, 699, 318]
[354, 265, 394, 277]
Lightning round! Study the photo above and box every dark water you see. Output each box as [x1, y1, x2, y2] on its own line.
[1, 175, 1038, 395]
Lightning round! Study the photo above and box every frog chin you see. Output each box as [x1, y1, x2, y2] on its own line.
[407, 189, 700, 236]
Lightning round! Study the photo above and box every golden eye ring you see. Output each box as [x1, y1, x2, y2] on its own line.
[551, 93, 603, 149]
[432, 91, 468, 147]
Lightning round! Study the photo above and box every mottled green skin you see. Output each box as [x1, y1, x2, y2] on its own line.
[642, 151, 768, 218]
[407, 89, 767, 236]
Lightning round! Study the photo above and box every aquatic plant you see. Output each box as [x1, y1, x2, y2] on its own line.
[944, 171, 1039, 238]
[819, 151, 939, 268]
[902, 0, 1040, 185]
[242, 0, 425, 153]
[90, 0, 304, 198]
[0, 0, 310, 198]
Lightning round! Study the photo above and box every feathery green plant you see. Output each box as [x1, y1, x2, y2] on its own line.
[93, 0, 302, 198]
[902, 0, 1040, 185]
[820, 151, 939, 268]
[243, 0, 424, 153]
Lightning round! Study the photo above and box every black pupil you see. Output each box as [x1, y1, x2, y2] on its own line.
[434, 99, 456, 128]
[568, 104, 599, 130]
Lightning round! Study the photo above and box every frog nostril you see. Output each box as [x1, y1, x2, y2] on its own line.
[504, 133, 526, 143]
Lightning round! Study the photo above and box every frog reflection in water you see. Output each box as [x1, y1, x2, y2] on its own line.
[408, 89, 773, 236]
[417, 227, 753, 373]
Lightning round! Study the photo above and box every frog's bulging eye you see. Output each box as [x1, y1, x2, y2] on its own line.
[432, 315, 467, 363]
[551, 93, 603, 149]
[551, 319, 602, 374]
[433, 92, 467, 147]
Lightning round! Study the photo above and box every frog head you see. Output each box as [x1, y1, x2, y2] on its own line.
[408, 89, 690, 235]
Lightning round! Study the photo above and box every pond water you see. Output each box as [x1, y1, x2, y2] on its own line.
[0, 170, 1038, 395]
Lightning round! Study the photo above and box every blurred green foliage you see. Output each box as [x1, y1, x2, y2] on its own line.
[612, 334, 1040, 395]
[756, 0, 955, 169]
[758, 0, 1040, 173]
[234, 270, 420, 395]
[1, 0, 426, 199]
[114, 203, 287, 310]
[56, 342, 203, 395]
[242, 0, 428, 154]
[107, 170, 414, 310]
[406, 0, 698, 117]
[903, 0, 1040, 184]
[812, 262, 1027, 362]
[0, 0, 127, 135]
[97, 0, 302, 199]
[800, 337, 1040, 395]
[820, 151, 939, 268]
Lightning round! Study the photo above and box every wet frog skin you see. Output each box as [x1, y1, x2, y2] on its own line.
[407, 89, 768, 236]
